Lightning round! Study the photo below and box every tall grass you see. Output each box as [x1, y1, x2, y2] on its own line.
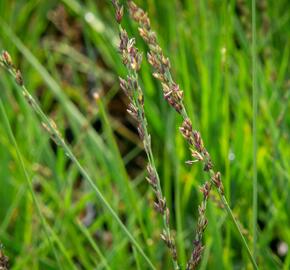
[0, 51, 155, 269]
[0, 0, 289, 269]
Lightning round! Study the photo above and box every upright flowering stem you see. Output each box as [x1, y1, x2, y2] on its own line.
[127, 1, 258, 269]
[0, 51, 155, 270]
[112, 1, 180, 269]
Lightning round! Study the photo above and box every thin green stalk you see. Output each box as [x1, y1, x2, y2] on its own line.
[219, 194, 259, 270]
[0, 100, 65, 270]
[112, 4, 179, 265]
[0, 55, 155, 270]
[76, 220, 111, 270]
[144, 122, 180, 270]
[136, 76, 180, 269]
[127, 2, 259, 268]
[252, 0, 258, 260]
[0, 19, 149, 246]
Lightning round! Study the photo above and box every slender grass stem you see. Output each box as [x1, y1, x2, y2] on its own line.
[0, 100, 65, 270]
[219, 194, 259, 270]
[0, 56, 155, 270]
[131, 70, 180, 270]
[252, 0, 258, 260]
[76, 220, 111, 270]
[127, 1, 259, 268]
[112, 13, 179, 266]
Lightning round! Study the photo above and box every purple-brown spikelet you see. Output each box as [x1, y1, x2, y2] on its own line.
[128, 0, 184, 114]
[1, 51, 24, 86]
[111, 0, 124, 24]
[114, 1, 256, 269]
[112, 1, 180, 268]
[127, 1, 229, 268]
[186, 181, 211, 270]
[1, 51, 13, 67]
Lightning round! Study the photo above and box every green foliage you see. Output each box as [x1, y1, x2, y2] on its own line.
[0, 0, 289, 269]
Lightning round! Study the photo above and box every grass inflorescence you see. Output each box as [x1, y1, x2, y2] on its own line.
[113, 1, 259, 269]
[0, 0, 289, 269]
[112, 1, 179, 268]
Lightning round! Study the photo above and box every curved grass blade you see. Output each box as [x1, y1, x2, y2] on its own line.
[0, 99, 71, 270]
[0, 54, 156, 270]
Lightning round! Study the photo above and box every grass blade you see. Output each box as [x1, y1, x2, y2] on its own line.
[0, 54, 155, 270]
[252, 0, 258, 259]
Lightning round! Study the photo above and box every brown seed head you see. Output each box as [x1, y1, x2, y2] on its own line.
[180, 118, 193, 142]
[119, 77, 129, 94]
[1, 51, 13, 67]
[111, 0, 123, 24]
[119, 28, 129, 52]
[146, 165, 158, 189]
[200, 181, 211, 200]
[211, 172, 224, 194]
[186, 242, 204, 270]
[115, 5, 124, 23]
[128, 1, 150, 29]
[15, 70, 23, 86]
[192, 131, 204, 153]
[154, 197, 166, 214]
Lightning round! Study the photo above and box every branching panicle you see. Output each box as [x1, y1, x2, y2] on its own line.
[1, 49, 157, 269]
[186, 242, 204, 270]
[126, 2, 258, 270]
[128, 1, 184, 113]
[185, 180, 212, 270]
[127, 0, 213, 267]
[112, 1, 180, 268]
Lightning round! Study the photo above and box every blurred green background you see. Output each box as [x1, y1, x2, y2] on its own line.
[0, 0, 289, 269]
